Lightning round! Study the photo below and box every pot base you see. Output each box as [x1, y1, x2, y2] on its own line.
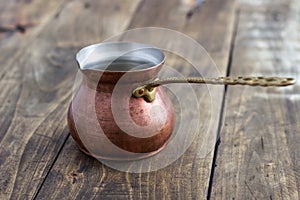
[77, 142, 168, 161]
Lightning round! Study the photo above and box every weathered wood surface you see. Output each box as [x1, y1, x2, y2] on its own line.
[35, 0, 236, 199]
[0, 0, 141, 199]
[211, 0, 300, 199]
[0, 1, 71, 199]
[0, 0, 66, 41]
[2, 0, 298, 199]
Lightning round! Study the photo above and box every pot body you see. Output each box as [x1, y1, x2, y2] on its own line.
[68, 42, 175, 160]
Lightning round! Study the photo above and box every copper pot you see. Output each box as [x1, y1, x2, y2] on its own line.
[68, 42, 175, 160]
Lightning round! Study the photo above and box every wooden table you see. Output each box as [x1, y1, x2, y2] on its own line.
[1, 0, 299, 199]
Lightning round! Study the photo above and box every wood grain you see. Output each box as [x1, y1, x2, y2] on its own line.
[211, 0, 300, 199]
[0, 0, 141, 199]
[35, 0, 236, 199]
[0, 0, 70, 76]
[0, 0, 66, 41]
[0, 1, 71, 198]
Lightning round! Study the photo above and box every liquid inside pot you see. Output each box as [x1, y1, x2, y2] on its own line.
[84, 58, 156, 72]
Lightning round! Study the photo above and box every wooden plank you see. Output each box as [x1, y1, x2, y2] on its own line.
[0, 0, 65, 27]
[0, 0, 65, 41]
[0, 1, 71, 198]
[211, 0, 300, 199]
[36, 0, 236, 199]
[0, 1, 141, 199]
[0, 0, 70, 73]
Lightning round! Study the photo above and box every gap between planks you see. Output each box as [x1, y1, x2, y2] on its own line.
[206, 7, 240, 200]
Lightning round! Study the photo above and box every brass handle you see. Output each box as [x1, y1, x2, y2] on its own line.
[133, 76, 296, 102]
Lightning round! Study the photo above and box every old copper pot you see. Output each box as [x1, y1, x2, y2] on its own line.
[68, 42, 175, 160]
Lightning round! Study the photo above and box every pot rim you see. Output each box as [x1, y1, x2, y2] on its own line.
[76, 42, 165, 73]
